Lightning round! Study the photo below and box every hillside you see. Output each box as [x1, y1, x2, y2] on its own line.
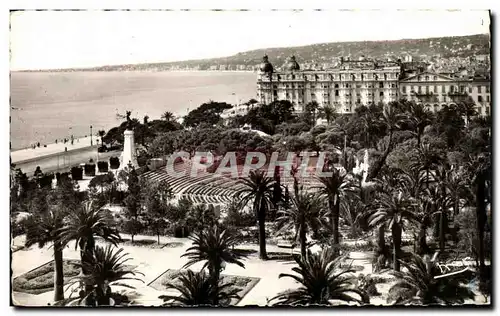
[25, 34, 490, 72]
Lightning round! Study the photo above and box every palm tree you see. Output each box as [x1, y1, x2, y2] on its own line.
[318, 104, 336, 125]
[316, 167, 356, 254]
[65, 245, 143, 306]
[159, 270, 240, 306]
[24, 208, 66, 301]
[410, 142, 444, 190]
[275, 191, 327, 259]
[387, 254, 474, 305]
[58, 202, 121, 292]
[368, 190, 418, 271]
[366, 104, 408, 181]
[408, 103, 433, 146]
[305, 101, 320, 125]
[182, 226, 247, 305]
[162, 111, 175, 122]
[270, 248, 368, 305]
[237, 170, 275, 259]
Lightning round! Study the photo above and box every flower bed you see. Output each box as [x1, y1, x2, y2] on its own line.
[12, 260, 81, 295]
[148, 269, 260, 306]
[119, 238, 184, 249]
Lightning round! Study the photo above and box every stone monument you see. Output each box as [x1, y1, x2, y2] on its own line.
[120, 111, 138, 170]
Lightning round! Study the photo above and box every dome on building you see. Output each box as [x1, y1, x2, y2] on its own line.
[285, 55, 300, 71]
[259, 55, 274, 73]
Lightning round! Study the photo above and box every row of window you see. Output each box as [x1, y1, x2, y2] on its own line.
[401, 85, 490, 94]
[275, 82, 399, 89]
[271, 72, 399, 81]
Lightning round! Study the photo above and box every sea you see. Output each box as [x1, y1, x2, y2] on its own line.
[10, 71, 258, 150]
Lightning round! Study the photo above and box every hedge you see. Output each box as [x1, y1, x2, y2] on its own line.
[38, 174, 54, 188]
[97, 161, 109, 173]
[84, 164, 96, 177]
[109, 157, 120, 169]
[71, 167, 83, 181]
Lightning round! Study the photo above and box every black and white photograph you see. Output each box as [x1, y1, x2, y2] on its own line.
[8, 7, 492, 307]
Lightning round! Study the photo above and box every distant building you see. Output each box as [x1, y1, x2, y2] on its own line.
[256, 54, 491, 116]
[399, 71, 491, 115]
[256, 55, 400, 114]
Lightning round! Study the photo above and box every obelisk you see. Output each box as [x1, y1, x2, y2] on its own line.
[120, 113, 138, 170]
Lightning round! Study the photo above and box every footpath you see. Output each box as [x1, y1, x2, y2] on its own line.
[11, 136, 97, 164]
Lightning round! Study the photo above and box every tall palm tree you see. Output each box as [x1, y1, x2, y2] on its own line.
[58, 202, 121, 292]
[182, 226, 247, 305]
[399, 167, 432, 254]
[410, 143, 443, 190]
[366, 104, 408, 181]
[159, 270, 240, 307]
[162, 111, 175, 122]
[316, 167, 356, 254]
[24, 208, 66, 301]
[237, 170, 275, 259]
[275, 191, 327, 259]
[271, 248, 368, 305]
[368, 190, 418, 271]
[387, 254, 474, 305]
[318, 104, 336, 125]
[408, 103, 433, 146]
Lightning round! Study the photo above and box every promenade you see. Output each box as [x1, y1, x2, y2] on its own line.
[11, 136, 97, 164]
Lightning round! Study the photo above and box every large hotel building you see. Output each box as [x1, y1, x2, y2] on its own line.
[256, 55, 491, 116]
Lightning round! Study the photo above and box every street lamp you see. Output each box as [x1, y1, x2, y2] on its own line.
[90, 125, 93, 146]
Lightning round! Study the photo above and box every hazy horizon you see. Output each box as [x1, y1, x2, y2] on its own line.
[10, 10, 490, 71]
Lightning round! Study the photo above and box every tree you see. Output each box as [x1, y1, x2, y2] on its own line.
[410, 142, 444, 190]
[366, 104, 408, 181]
[408, 102, 433, 146]
[24, 208, 66, 301]
[58, 202, 121, 293]
[316, 167, 356, 254]
[159, 270, 240, 306]
[186, 204, 218, 236]
[182, 226, 247, 305]
[183, 101, 232, 128]
[387, 254, 474, 305]
[98, 130, 106, 145]
[66, 245, 143, 306]
[123, 168, 142, 242]
[276, 191, 326, 259]
[141, 180, 173, 244]
[161, 111, 175, 122]
[368, 190, 417, 271]
[237, 170, 275, 259]
[270, 248, 368, 306]
[318, 104, 336, 125]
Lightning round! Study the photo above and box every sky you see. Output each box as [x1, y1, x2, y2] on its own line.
[9, 9, 490, 70]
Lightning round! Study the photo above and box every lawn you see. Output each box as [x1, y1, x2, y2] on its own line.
[148, 269, 260, 306]
[12, 260, 81, 295]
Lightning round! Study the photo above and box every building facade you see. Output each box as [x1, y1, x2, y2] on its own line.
[257, 55, 400, 114]
[256, 55, 490, 116]
[399, 71, 491, 116]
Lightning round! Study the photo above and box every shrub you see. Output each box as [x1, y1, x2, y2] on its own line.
[97, 161, 109, 173]
[71, 167, 83, 181]
[84, 164, 96, 177]
[109, 157, 120, 169]
[38, 174, 54, 188]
